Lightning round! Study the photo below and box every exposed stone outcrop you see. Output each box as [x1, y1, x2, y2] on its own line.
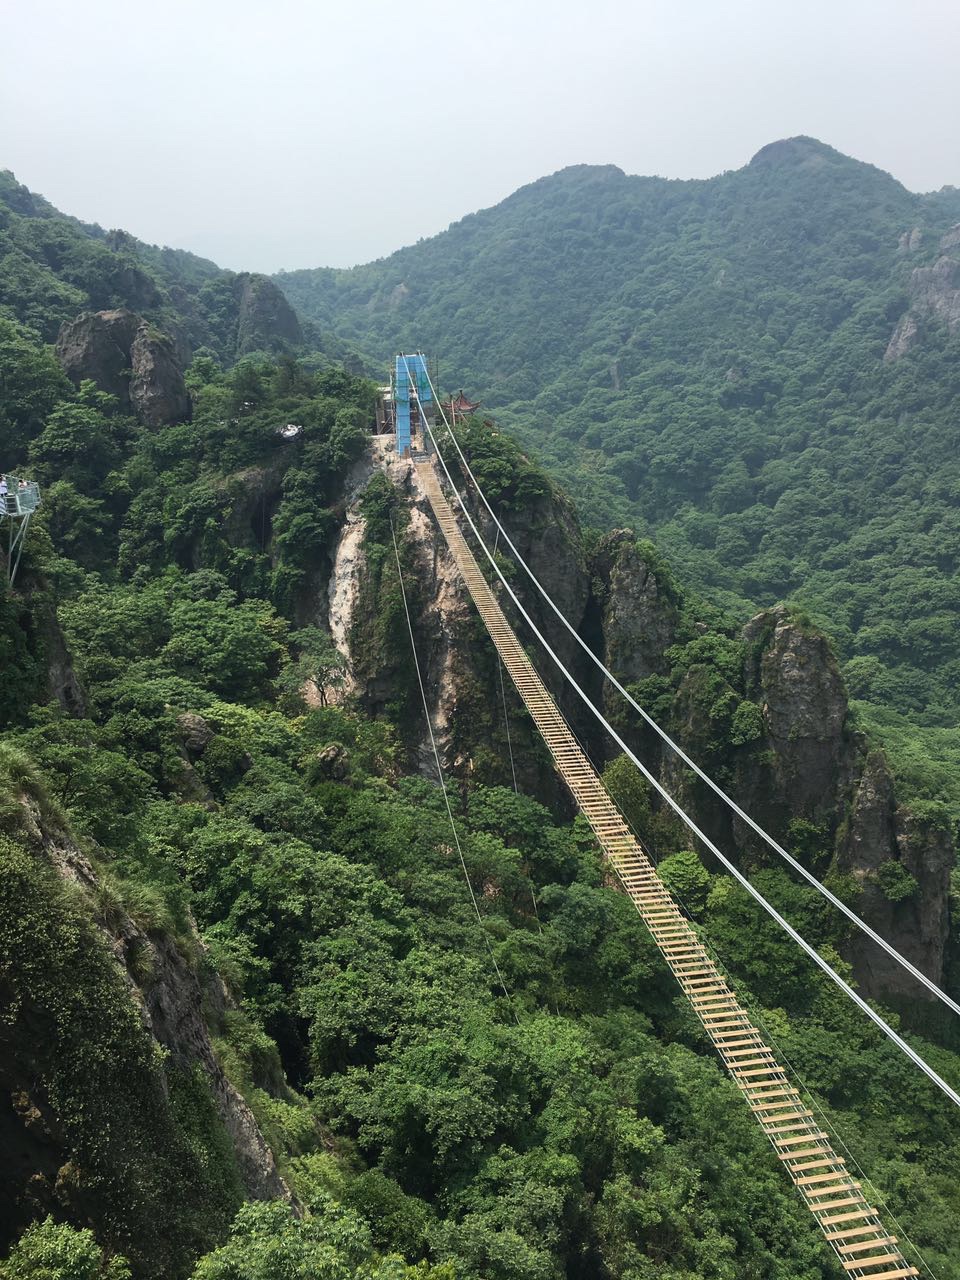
[734, 607, 951, 999]
[313, 742, 350, 780]
[472, 474, 591, 684]
[743, 608, 848, 822]
[176, 711, 214, 755]
[885, 252, 960, 361]
[55, 309, 191, 425]
[321, 442, 478, 770]
[133, 929, 285, 1202]
[324, 514, 366, 704]
[594, 531, 678, 685]
[234, 273, 302, 354]
[908, 255, 960, 331]
[39, 605, 85, 718]
[897, 227, 923, 254]
[405, 496, 482, 773]
[55, 309, 139, 403]
[835, 753, 952, 999]
[583, 582, 954, 1002]
[9, 795, 289, 1213]
[884, 312, 919, 362]
[129, 322, 191, 425]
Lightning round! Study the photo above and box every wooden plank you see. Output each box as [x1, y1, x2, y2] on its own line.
[770, 1128, 826, 1144]
[826, 1225, 890, 1241]
[846, 1270, 917, 1280]
[841, 1256, 904, 1271]
[789, 1156, 846, 1173]
[796, 1170, 855, 1187]
[838, 1236, 897, 1254]
[819, 1207, 874, 1225]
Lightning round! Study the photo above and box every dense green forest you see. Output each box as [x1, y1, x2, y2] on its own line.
[0, 314, 959, 1278]
[2, 151, 960, 1278]
[0, 169, 307, 363]
[278, 138, 960, 799]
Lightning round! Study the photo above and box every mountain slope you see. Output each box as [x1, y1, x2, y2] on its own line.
[1, 331, 959, 1278]
[277, 139, 960, 731]
[0, 170, 303, 363]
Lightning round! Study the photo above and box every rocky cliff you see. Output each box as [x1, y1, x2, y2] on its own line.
[152, 420, 954, 1009]
[55, 309, 191, 425]
[0, 769, 288, 1274]
[233, 273, 303, 355]
[314, 439, 591, 802]
[309, 446, 953, 1005]
[885, 224, 960, 361]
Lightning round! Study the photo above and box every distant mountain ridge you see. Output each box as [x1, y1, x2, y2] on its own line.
[0, 169, 303, 364]
[275, 137, 960, 731]
[6, 141, 960, 732]
[276, 136, 960, 396]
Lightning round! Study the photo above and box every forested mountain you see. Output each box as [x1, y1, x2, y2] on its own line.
[277, 138, 960, 781]
[1, 156, 960, 1280]
[0, 170, 303, 363]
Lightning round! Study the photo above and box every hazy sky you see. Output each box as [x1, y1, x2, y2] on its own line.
[3, 0, 958, 273]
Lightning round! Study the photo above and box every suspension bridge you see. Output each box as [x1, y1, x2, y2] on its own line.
[382, 352, 960, 1280]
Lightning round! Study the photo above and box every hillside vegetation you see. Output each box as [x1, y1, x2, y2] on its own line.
[0, 322, 958, 1276]
[278, 139, 960, 750]
[0, 169, 303, 363]
[1, 152, 959, 1279]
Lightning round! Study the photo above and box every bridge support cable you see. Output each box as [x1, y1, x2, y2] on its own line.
[414, 461, 921, 1277]
[411, 419, 960, 1119]
[408, 362, 960, 1021]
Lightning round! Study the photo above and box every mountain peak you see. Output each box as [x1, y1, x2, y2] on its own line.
[748, 136, 841, 168]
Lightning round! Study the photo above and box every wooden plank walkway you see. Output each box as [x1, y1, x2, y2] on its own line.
[415, 461, 919, 1280]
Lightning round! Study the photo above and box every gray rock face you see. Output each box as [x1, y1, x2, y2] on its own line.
[884, 254, 960, 361]
[743, 608, 847, 821]
[594, 531, 678, 687]
[234, 273, 302, 354]
[130, 322, 192, 425]
[837, 754, 953, 1000]
[55, 308, 140, 403]
[44, 613, 85, 717]
[314, 742, 350, 780]
[138, 928, 288, 1202]
[734, 607, 950, 998]
[884, 312, 919, 362]
[910, 255, 960, 330]
[940, 223, 960, 252]
[176, 711, 214, 755]
[897, 226, 923, 253]
[32, 801, 289, 1204]
[55, 309, 191, 425]
[486, 484, 591, 680]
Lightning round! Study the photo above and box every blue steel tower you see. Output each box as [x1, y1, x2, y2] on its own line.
[395, 353, 432, 455]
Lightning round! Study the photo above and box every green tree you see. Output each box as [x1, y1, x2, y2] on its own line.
[0, 1218, 130, 1280]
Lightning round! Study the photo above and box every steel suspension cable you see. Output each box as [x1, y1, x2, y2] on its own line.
[414, 361, 960, 1021]
[404, 362, 960, 1111]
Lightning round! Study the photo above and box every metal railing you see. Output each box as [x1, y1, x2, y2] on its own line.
[2, 476, 41, 584]
[0, 478, 40, 518]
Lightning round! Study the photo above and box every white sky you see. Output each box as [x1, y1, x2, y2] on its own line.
[2, 0, 958, 272]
